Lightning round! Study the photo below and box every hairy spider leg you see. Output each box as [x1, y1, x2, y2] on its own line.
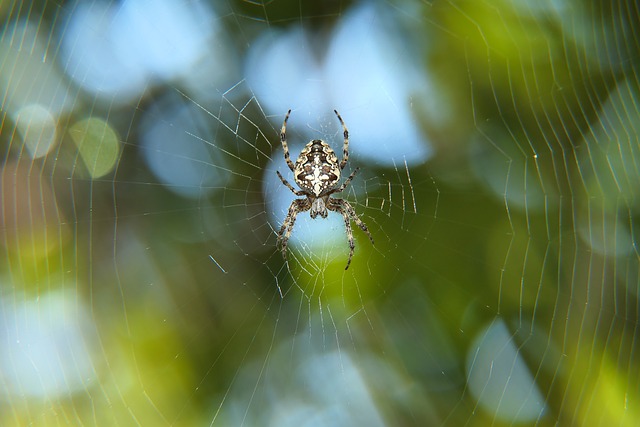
[280, 109, 295, 172]
[278, 198, 311, 259]
[333, 110, 350, 170]
[328, 198, 374, 270]
[340, 207, 356, 270]
[327, 167, 360, 196]
[276, 170, 306, 196]
[275, 109, 373, 269]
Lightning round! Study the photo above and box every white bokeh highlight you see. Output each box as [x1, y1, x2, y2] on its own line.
[140, 97, 224, 198]
[60, 0, 218, 101]
[0, 289, 97, 399]
[14, 104, 57, 158]
[245, 2, 433, 166]
[220, 317, 391, 427]
[325, 3, 431, 165]
[244, 27, 326, 119]
[466, 320, 547, 423]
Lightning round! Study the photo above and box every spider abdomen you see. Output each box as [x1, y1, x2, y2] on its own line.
[294, 140, 341, 196]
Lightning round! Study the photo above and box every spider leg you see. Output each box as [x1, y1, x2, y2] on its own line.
[329, 198, 374, 270]
[341, 209, 356, 270]
[328, 167, 360, 196]
[345, 201, 375, 245]
[277, 198, 311, 260]
[334, 110, 349, 170]
[280, 109, 295, 172]
[276, 170, 307, 196]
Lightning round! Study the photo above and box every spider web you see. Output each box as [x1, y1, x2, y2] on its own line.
[1, 0, 639, 426]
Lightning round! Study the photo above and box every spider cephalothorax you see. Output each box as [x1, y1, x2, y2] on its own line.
[275, 109, 374, 270]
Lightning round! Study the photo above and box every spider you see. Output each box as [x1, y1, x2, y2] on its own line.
[276, 109, 374, 270]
